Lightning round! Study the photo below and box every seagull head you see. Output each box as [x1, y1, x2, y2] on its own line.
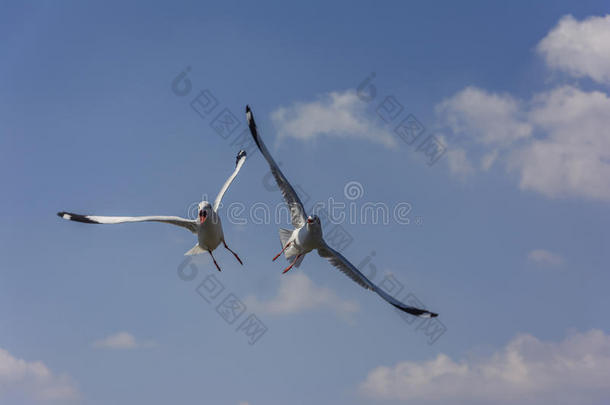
[198, 201, 212, 224]
[306, 215, 320, 226]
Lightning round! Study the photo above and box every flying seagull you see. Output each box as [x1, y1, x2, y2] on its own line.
[58, 150, 247, 272]
[245, 106, 437, 318]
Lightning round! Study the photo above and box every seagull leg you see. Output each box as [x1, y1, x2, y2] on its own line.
[273, 242, 291, 261]
[209, 251, 222, 272]
[223, 241, 243, 265]
[282, 254, 301, 274]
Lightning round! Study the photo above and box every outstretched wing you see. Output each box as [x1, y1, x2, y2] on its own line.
[318, 243, 438, 318]
[246, 105, 307, 228]
[57, 212, 198, 233]
[213, 150, 247, 211]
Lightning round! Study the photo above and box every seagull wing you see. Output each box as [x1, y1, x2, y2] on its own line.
[213, 150, 247, 212]
[317, 242, 438, 318]
[246, 105, 307, 228]
[57, 212, 198, 233]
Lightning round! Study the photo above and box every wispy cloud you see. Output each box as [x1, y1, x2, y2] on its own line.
[445, 147, 475, 177]
[0, 347, 79, 402]
[271, 89, 398, 148]
[92, 332, 155, 350]
[528, 249, 564, 266]
[360, 329, 610, 404]
[244, 273, 358, 320]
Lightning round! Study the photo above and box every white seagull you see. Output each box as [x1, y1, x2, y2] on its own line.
[58, 150, 247, 272]
[246, 106, 438, 318]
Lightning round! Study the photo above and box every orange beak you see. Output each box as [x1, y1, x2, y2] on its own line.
[199, 211, 207, 224]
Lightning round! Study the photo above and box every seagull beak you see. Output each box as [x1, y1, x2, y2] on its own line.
[307, 218, 314, 224]
[199, 211, 207, 224]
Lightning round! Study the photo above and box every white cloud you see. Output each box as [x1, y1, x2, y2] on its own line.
[528, 249, 564, 266]
[360, 329, 610, 404]
[435, 15, 610, 202]
[513, 86, 610, 200]
[537, 14, 610, 85]
[438, 85, 610, 201]
[92, 332, 155, 350]
[244, 272, 358, 319]
[271, 90, 398, 148]
[0, 347, 79, 402]
[436, 86, 532, 146]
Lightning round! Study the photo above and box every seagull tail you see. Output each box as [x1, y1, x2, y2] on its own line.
[185, 244, 207, 256]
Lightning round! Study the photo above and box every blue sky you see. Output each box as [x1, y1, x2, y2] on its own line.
[1, 1, 609, 404]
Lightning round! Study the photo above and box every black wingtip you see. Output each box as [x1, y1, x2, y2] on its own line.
[57, 211, 98, 224]
[393, 304, 438, 318]
[246, 105, 255, 124]
[245, 105, 263, 150]
[236, 150, 247, 165]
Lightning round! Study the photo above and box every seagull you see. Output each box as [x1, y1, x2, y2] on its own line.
[246, 106, 438, 318]
[57, 150, 247, 272]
